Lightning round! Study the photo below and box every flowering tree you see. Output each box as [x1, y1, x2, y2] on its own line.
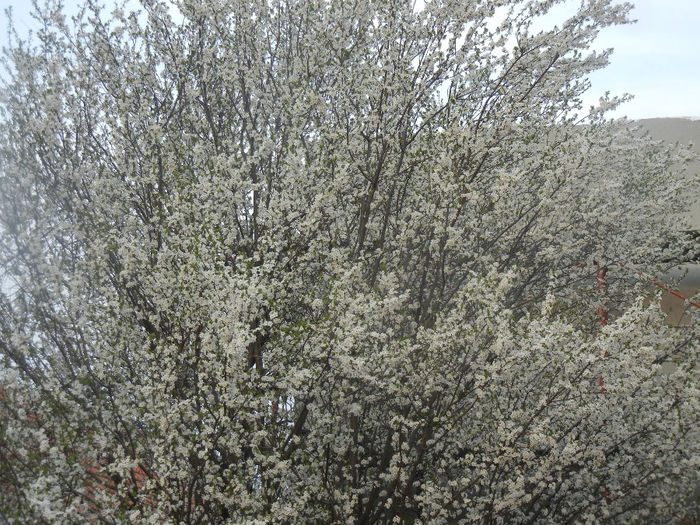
[0, 0, 698, 522]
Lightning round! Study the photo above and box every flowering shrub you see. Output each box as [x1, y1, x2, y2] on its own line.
[0, 0, 697, 522]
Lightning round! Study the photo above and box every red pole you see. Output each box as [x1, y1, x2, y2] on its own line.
[595, 262, 611, 505]
[596, 262, 609, 356]
[617, 262, 700, 309]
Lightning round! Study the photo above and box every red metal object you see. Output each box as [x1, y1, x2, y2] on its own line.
[596, 261, 610, 358]
[596, 262, 609, 326]
[595, 261, 610, 505]
[618, 262, 700, 309]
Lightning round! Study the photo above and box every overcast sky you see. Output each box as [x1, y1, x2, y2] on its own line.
[573, 0, 700, 119]
[0, 0, 698, 120]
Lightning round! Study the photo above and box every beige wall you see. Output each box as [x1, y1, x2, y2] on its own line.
[639, 118, 700, 325]
[640, 118, 700, 228]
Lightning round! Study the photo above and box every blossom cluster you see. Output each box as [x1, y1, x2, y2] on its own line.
[0, 0, 697, 523]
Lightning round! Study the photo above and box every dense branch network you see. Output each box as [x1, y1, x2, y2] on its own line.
[0, 0, 697, 523]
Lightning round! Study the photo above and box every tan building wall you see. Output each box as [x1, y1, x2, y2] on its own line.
[639, 118, 700, 325]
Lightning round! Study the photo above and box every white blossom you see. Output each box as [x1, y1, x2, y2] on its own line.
[0, 0, 697, 523]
